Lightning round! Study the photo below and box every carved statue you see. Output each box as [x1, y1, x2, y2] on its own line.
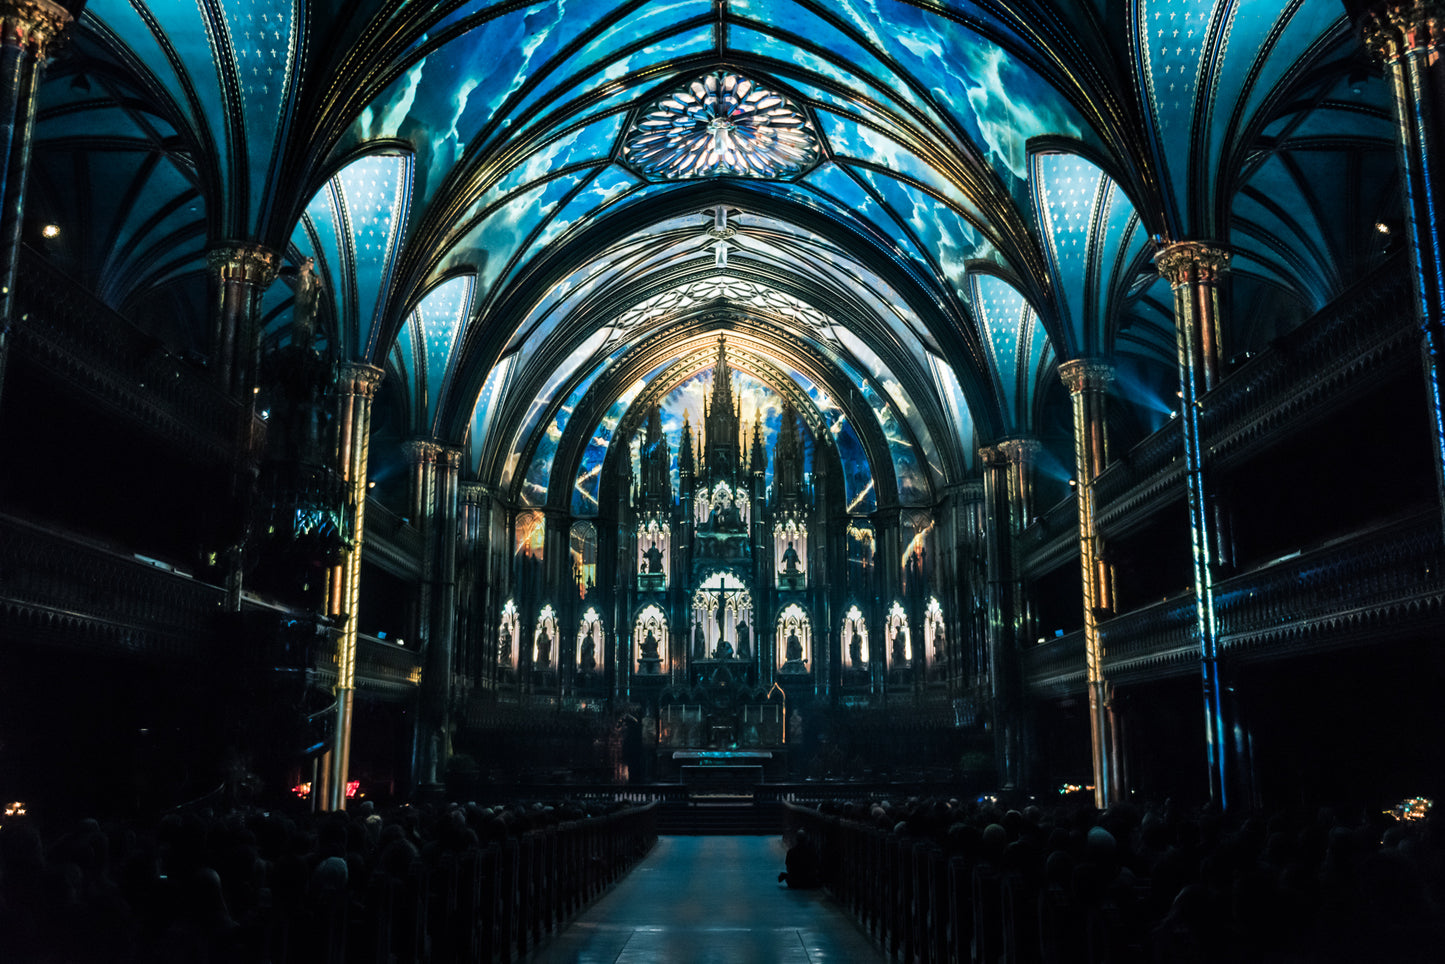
[736, 619, 751, 659]
[716, 637, 733, 660]
[643, 543, 663, 573]
[640, 628, 659, 659]
[580, 632, 596, 671]
[786, 628, 803, 663]
[706, 494, 742, 532]
[714, 591, 728, 636]
[692, 619, 704, 659]
[892, 633, 907, 666]
[291, 256, 320, 351]
[499, 628, 512, 664]
[535, 628, 552, 668]
[849, 628, 863, 666]
[781, 541, 801, 573]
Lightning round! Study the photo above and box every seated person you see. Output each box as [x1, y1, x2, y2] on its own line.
[778, 829, 821, 888]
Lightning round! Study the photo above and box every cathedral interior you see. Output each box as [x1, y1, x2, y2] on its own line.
[0, 0, 1443, 831]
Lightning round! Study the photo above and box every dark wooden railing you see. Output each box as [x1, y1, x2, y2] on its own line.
[0, 512, 225, 660]
[12, 247, 249, 462]
[310, 632, 422, 699]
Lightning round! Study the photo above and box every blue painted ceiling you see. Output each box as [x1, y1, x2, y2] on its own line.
[35, 0, 1398, 508]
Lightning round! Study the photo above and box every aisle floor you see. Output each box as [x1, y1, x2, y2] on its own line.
[524, 835, 887, 963]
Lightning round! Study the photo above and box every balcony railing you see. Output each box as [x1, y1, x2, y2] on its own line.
[1025, 509, 1445, 695]
[1215, 507, 1445, 659]
[311, 632, 422, 699]
[0, 512, 226, 660]
[1098, 593, 1199, 684]
[1094, 419, 1185, 535]
[1021, 630, 1085, 698]
[1019, 493, 1078, 574]
[13, 248, 249, 462]
[363, 498, 423, 579]
[1202, 256, 1416, 469]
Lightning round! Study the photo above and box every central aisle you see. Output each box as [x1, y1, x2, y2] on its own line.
[526, 835, 887, 963]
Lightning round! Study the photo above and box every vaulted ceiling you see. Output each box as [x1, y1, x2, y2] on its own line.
[33, 0, 1399, 512]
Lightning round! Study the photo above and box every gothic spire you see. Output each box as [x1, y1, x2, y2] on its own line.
[750, 410, 766, 475]
[775, 401, 805, 498]
[710, 335, 734, 413]
[679, 410, 695, 476]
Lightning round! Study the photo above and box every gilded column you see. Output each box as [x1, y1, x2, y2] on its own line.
[1360, 2, 1445, 534]
[1060, 359, 1118, 808]
[0, 0, 68, 409]
[207, 242, 279, 397]
[326, 363, 383, 811]
[1155, 240, 1232, 809]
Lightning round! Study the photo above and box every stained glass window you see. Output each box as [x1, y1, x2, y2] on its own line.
[623, 71, 820, 180]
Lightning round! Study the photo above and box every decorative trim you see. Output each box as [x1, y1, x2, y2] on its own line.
[337, 362, 384, 398]
[1058, 358, 1116, 395]
[0, 0, 70, 56]
[1359, 1, 1444, 61]
[206, 242, 280, 288]
[1153, 241, 1230, 287]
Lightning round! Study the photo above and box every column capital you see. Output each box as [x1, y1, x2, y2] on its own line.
[403, 438, 444, 465]
[459, 481, 492, 505]
[0, 0, 71, 56]
[439, 446, 463, 471]
[1359, 1, 1443, 61]
[983, 436, 1042, 467]
[206, 241, 280, 288]
[1154, 241, 1230, 286]
[955, 479, 986, 503]
[1058, 358, 1116, 395]
[337, 362, 384, 398]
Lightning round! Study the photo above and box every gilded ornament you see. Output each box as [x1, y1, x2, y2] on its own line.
[0, 0, 71, 56]
[1058, 358, 1116, 395]
[338, 362, 384, 398]
[206, 242, 280, 287]
[1154, 241, 1230, 287]
[993, 437, 1042, 465]
[1359, 1, 1444, 62]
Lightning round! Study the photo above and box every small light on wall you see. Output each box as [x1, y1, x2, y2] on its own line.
[1376, 221, 1392, 235]
[1067, 479, 1077, 488]
[41, 224, 60, 239]
[367, 480, 377, 489]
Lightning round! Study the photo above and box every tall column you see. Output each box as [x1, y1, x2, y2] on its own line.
[979, 437, 1039, 790]
[1360, 2, 1445, 533]
[426, 447, 461, 786]
[1060, 359, 1119, 808]
[403, 439, 442, 790]
[873, 507, 902, 688]
[207, 243, 279, 397]
[1155, 240, 1232, 809]
[0, 0, 68, 410]
[327, 363, 384, 810]
[955, 480, 987, 694]
[458, 482, 491, 686]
